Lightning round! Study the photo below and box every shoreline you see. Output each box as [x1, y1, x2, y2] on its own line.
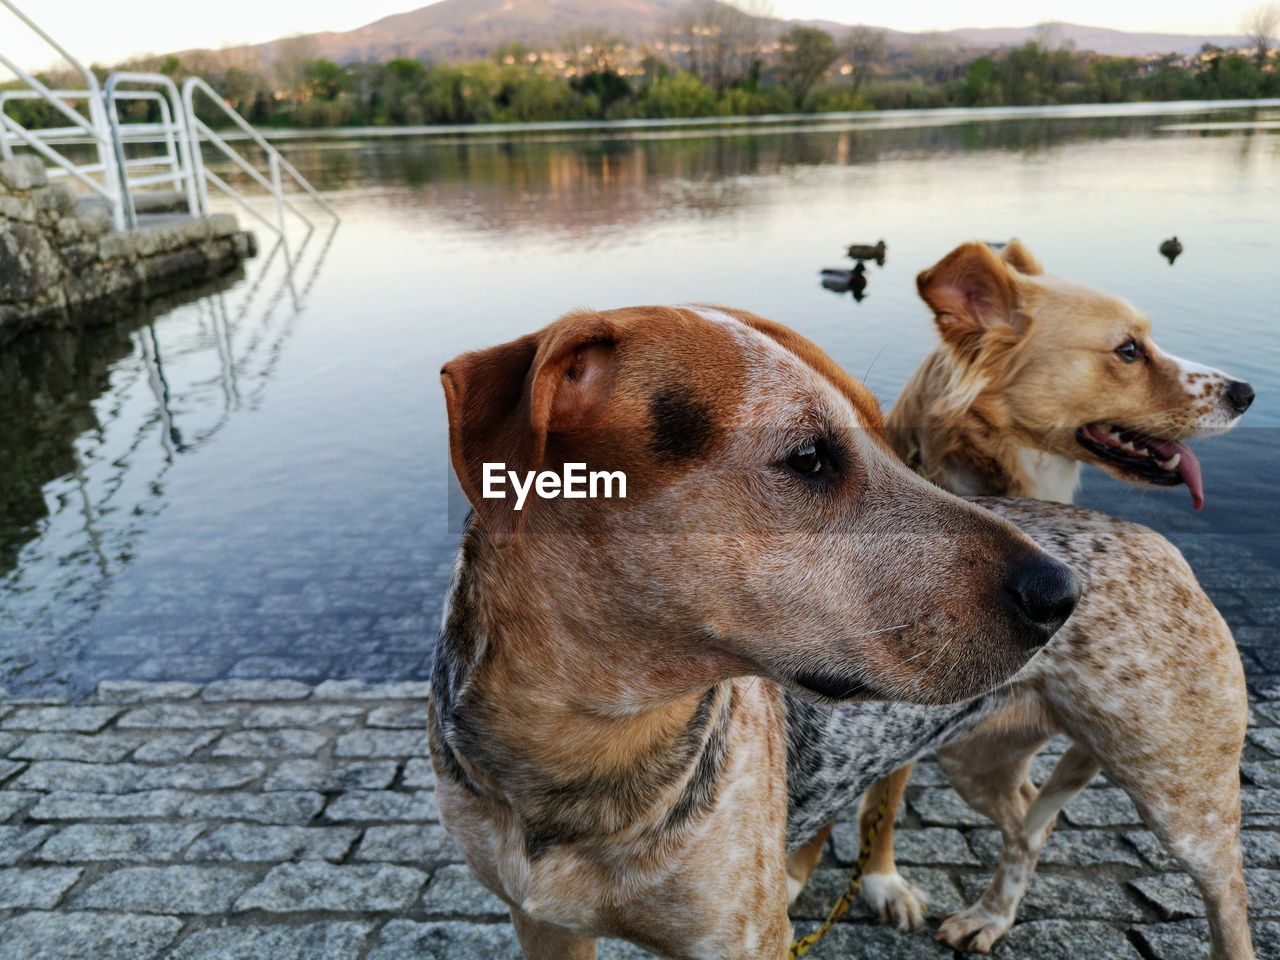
[34, 97, 1280, 147]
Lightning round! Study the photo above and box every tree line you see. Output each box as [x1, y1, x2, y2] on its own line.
[6, 2, 1279, 129]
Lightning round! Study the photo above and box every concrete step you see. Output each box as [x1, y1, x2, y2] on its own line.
[74, 190, 192, 221]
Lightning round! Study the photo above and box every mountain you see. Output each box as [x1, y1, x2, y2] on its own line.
[175, 0, 1246, 66]
[214, 0, 689, 66]
[924, 23, 1245, 57]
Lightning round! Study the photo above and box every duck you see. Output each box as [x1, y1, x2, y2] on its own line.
[846, 240, 887, 266]
[1159, 236, 1183, 264]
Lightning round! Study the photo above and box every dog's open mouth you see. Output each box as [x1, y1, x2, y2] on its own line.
[1076, 423, 1205, 510]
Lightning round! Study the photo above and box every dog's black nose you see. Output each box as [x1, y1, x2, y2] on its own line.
[1005, 554, 1081, 647]
[1224, 379, 1255, 415]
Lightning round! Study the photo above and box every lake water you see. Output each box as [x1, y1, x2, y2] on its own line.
[2, 101, 1278, 699]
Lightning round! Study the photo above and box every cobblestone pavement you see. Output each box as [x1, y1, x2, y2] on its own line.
[0, 680, 1278, 958]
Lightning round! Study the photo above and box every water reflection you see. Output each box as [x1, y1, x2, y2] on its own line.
[0, 229, 334, 695]
[1, 102, 1276, 698]
[267, 110, 1230, 239]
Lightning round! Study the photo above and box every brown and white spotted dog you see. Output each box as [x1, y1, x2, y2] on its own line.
[430, 305, 1085, 959]
[435, 305, 1244, 960]
[840, 241, 1256, 957]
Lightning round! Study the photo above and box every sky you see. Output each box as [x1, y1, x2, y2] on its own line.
[1, 0, 1260, 74]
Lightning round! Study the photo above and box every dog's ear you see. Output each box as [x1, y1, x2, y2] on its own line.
[1000, 238, 1044, 275]
[917, 242, 1020, 350]
[441, 316, 617, 545]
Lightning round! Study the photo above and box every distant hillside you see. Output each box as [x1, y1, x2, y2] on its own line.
[929, 23, 1246, 57]
[174, 0, 1246, 66]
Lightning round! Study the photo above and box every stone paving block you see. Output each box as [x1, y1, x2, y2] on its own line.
[29, 790, 184, 820]
[354, 824, 462, 863]
[74, 865, 255, 913]
[211, 728, 329, 758]
[132, 731, 219, 762]
[967, 827, 1144, 867]
[1125, 830, 1180, 871]
[0, 758, 25, 784]
[117, 704, 243, 729]
[402, 757, 435, 789]
[1242, 789, 1280, 817]
[1251, 728, 1280, 755]
[421, 864, 507, 917]
[597, 940, 663, 959]
[0, 825, 53, 864]
[791, 867, 965, 920]
[243, 704, 366, 729]
[0, 790, 39, 822]
[11, 732, 141, 762]
[263, 759, 397, 792]
[0, 706, 119, 732]
[1131, 919, 1210, 960]
[368, 704, 424, 728]
[0, 911, 182, 960]
[367, 920, 521, 960]
[832, 824, 978, 866]
[785, 921, 955, 958]
[15, 759, 265, 793]
[96, 681, 201, 704]
[1030, 752, 1108, 787]
[235, 862, 428, 912]
[961, 872, 1145, 922]
[1132, 919, 1280, 960]
[995, 919, 1143, 959]
[1131, 869, 1280, 920]
[0, 867, 82, 908]
[314, 680, 431, 700]
[909, 788, 992, 827]
[907, 761, 950, 787]
[1244, 761, 1280, 787]
[1060, 788, 1142, 826]
[325, 789, 439, 822]
[186, 824, 359, 862]
[0, 732, 20, 754]
[1242, 830, 1280, 868]
[334, 728, 427, 758]
[1124, 830, 1279, 872]
[177, 791, 324, 824]
[168, 921, 372, 960]
[38, 823, 204, 862]
[201, 679, 313, 701]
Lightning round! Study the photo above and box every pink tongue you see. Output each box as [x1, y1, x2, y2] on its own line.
[1152, 438, 1205, 511]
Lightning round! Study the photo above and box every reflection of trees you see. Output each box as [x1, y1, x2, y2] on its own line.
[0, 230, 333, 688]
[259, 111, 1197, 237]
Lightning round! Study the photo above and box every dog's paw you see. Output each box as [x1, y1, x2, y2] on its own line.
[861, 871, 927, 931]
[935, 906, 1012, 954]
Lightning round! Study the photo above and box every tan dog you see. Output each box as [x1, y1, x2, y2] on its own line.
[430, 305, 1085, 958]
[845, 241, 1255, 956]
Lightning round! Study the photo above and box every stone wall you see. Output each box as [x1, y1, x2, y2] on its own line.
[0, 156, 255, 345]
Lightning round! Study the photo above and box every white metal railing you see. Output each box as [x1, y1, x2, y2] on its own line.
[2, 0, 338, 234]
[0, 0, 122, 224]
[105, 72, 197, 228]
[182, 76, 339, 237]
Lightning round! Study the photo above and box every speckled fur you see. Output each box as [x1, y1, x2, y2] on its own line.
[849, 242, 1254, 959]
[431, 305, 1084, 960]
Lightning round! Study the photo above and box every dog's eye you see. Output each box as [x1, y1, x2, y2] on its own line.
[1115, 339, 1141, 363]
[785, 440, 825, 476]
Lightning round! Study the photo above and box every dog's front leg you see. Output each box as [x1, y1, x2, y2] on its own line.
[510, 907, 596, 959]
